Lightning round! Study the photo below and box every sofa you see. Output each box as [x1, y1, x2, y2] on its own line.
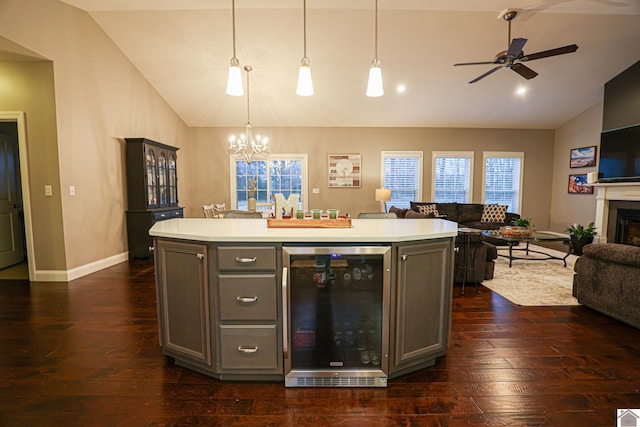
[389, 202, 512, 283]
[574, 243, 640, 329]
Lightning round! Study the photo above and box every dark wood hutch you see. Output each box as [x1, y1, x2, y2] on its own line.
[125, 138, 183, 259]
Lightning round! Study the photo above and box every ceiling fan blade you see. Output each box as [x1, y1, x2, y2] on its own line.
[521, 44, 579, 61]
[468, 66, 502, 84]
[507, 38, 528, 58]
[511, 63, 539, 80]
[454, 61, 496, 66]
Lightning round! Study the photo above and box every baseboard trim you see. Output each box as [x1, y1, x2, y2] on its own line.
[33, 252, 129, 282]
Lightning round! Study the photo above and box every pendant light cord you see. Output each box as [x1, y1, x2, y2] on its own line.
[245, 66, 251, 123]
[231, 0, 238, 64]
[303, 0, 308, 60]
[374, 0, 378, 60]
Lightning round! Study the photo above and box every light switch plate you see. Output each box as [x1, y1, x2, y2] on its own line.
[312, 188, 320, 194]
[44, 185, 53, 197]
[69, 186, 76, 196]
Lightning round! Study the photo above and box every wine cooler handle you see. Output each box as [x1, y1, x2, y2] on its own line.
[282, 266, 289, 359]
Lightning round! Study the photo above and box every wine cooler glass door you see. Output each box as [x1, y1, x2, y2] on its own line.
[283, 246, 391, 387]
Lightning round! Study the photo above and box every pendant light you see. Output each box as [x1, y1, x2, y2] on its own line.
[296, 0, 314, 96]
[366, 0, 384, 97]
[226, 0, 244, 96]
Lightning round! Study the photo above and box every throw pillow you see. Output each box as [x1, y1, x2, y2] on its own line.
[481, 204, 507, 223]
[389, 206, 408, 218]
[417, 204, 440, 217]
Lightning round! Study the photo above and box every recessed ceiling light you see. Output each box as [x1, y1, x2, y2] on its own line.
[516, 86, 527, 95]
[396, 84, 406, 93]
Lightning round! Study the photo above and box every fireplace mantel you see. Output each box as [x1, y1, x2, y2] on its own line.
[593, 182, 640, 243]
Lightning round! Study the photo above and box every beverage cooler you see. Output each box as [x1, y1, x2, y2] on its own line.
[282, 246, 391, 387]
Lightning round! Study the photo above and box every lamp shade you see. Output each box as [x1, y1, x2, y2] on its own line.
[296, 64, 314, 96]
[226, 65, 244, 96]
[366, 65, 384, 97]
[375, 188, 391, 202]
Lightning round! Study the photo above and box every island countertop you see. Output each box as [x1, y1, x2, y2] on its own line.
[149, 218, 458, 243]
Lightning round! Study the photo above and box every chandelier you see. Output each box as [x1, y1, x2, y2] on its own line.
[228, 65, 271, 163]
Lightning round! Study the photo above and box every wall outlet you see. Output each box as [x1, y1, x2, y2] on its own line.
[69, 185, 76, 196]
[312, 188, 320, 194]
[44, 185, 53, 197]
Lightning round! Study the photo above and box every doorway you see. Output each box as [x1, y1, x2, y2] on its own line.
[0, 112, 34, 281]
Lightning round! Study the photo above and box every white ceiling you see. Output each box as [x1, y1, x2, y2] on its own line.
[58, 0, 640, 129]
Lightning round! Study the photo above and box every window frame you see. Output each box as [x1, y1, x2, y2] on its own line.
[481, 151, 524, 214]
[380, 151, 423, 209]
[229, 154, 309, 213]
[431, 151, 474, 203]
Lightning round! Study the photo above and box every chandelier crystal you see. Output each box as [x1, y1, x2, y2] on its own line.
[228, 66, 271, 163]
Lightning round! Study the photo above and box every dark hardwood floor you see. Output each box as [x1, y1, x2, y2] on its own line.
[1, 259, 639, 426]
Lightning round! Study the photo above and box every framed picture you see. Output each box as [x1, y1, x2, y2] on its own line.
[328, 154, 361, 188]
[568, 174, 594, 194]
[570, 146, 597, 168]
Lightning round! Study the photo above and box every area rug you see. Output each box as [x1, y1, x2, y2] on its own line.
[482, 244, 580, 306]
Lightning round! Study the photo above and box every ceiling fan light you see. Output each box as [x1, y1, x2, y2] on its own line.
[366, 65, 384, 97]
[226, 64, 244, 96]
[296, 62, 314, 96]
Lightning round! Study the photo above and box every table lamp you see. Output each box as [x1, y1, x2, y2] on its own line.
[375, 188, 391, 212]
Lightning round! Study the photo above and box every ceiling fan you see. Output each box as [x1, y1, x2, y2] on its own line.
[454, 9, 578, 84]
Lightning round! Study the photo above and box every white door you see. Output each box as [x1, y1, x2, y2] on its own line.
[0, 133, 25, 269]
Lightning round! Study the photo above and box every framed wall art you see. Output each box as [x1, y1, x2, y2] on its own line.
[568, 174, 594, 194]
[328, 154, 361, 188]
[570, 146, 597, 168]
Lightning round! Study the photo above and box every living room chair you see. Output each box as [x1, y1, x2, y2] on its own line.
[202, 204, 215, 218]
[357, 212, 397, 219]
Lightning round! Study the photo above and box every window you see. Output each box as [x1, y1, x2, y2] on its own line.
[381, 151, 423, 209]
[432, 151, 473, 203]
[482, 152, 524, 214]
[230, 155, 308, 213]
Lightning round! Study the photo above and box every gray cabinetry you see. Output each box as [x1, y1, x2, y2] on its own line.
[155, 240, 212, 372]
[389, 239, 453, 378]
[215, 245, 283, 379]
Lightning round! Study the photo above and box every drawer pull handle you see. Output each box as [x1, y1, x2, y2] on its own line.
[236, 296, 258, 303]
[237, 345, 259, 353]
[235, 257, 257, 263]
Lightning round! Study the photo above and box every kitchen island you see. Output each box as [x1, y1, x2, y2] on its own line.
[150, 218, 457, 386]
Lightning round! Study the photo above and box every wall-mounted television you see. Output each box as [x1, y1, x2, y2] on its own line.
[598, 124, 640, 183]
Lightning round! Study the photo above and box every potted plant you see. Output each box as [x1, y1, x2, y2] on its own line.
[565, 222, 597, 255]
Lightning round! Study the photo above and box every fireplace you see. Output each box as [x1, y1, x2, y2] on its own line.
[615, 209, 640, 246]
[593, 183, 640, 244]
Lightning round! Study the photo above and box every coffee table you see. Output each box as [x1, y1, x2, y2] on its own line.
[481, 230, 572, 267]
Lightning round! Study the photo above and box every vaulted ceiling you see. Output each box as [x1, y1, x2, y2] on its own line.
[58, 0, 640, 129]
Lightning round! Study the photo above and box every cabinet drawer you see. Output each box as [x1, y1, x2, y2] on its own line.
[218, 247, 276, 271]
[218, 275, 277, 321]
[219, 325, 278, 370]
[153, 209, 183, 221]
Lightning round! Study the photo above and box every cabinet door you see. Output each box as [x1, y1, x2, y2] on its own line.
[156, 240, 212, 368]
[157, 149, 168, 206]
[168, 152, 178, 206]
[144, 144, 159, 208]
[390, 240, 452, 376]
